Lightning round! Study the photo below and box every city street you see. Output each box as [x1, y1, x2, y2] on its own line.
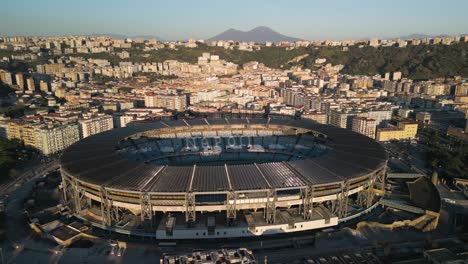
[0, 159, 59, 196]
[382, 140, 430, 175]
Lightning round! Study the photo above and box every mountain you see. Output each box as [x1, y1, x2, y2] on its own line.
[207, 26, 301, 43]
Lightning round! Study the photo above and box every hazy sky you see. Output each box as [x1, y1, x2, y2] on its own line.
[2, 0, 467, 40]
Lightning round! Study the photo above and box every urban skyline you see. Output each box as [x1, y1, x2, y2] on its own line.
[2, 0, 468, 40]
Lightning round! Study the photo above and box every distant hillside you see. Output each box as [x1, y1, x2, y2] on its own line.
[394, 33, 467, 40]
[88, 33, 164, 41]
[301, 42, 468, 80]
[396, 33, 433, 40]
[207, 26, 301, 43]
[70, 40, 468, 80]
[114, 44, 307, 69]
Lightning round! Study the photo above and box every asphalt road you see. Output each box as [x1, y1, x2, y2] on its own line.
[0, 160, 59, 196]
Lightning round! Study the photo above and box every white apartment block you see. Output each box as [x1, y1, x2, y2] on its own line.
[79, 115, 114, 138]
[365, 110, 392, 127]
[352, 117, 376, 139]
[36, 123, 80, 155]
[328, 110, 362, 129]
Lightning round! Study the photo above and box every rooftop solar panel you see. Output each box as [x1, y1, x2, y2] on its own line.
[78, 160, 137, 185]
[205, 119, 228, 126]
[228, 164, 269, 190]
[191, 166, 229, 192]
[314, 156, 371, 180]
[186, 119, 208, 127]
[247, 118, 268, 125]
[228, 118, 248, 125]
[286, 159, 343, 185]
[149, 166, 193, 192]
[108, 164, 164, 191]
[257, 162, 306, 188]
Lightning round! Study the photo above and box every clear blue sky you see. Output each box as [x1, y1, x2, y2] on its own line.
[2, 0, 467, 40]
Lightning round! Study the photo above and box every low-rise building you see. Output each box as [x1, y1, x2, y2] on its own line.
[376, 121, 418, 141]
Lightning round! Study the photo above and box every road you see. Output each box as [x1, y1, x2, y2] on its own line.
[0, 160, 59, 196]
[0, 159, 60, 263]
[382, 140, 430, 175]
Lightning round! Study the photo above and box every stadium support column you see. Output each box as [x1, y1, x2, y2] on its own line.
[185, 192, 196, 226]
[226, 191, 237, 226]
[61, 174, 68, 203]
[376, 166, 387, 196]
[72, 177, 87, 213]
[62, 176, 88, 214]
[359, 169, 386, 208]
[140, 192, 153, 225]
[112, 205, 120, 223]
[61, 174, 73, 205]
[357, 175, 373, 208]
[302, 186, 314, 220]
[100, 187, 112, 226]
[265, 189, 277, 224]
[366, 173, 377, 208]
[338, 181, 350, 218]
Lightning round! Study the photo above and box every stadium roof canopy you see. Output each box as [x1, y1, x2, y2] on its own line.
[61, 118, 387, 192]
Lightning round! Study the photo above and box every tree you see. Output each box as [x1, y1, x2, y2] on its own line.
[0, 139, 21, 181]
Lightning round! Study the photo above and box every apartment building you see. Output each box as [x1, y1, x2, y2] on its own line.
[35, 123, 80, 155]
[302, 111, 327, 124]
[79, 115, 114, 138]
[3, 120, 80, 155]
[328, 110, 363, 129]
[145, 92, 189, 111]
[352, 117, 376, 139]
[365, 110, 392, 127]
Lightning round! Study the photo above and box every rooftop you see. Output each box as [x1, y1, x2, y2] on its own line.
[60, 118, 387, 193]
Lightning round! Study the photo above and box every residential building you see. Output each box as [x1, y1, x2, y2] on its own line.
[15, 73, 24, 89]
[39, 81, 49, 92]
[376, 121, 418, 141]
[0, 70, 13, 85]
[365, 110, 392, 127]
[26, 77, 35, 92]
[145, 92, 188, 111]
[5, 120, 38, 146]
[302, 111, 327, 124]
[392, 72, 402, 81]
[35, 123, 80, 155]
[144, 93, 157, 108]
[416, 112, 431, 124]
[79, 115, 114, 138]
[329, 110, 363, 129]
[352, 117, 376, 139]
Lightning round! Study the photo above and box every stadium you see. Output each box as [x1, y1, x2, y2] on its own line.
[60, 118, 388, 239]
